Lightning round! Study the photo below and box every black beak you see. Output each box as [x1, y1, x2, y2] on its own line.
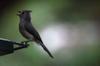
[16, 13, 20, 16]
[18, 11, 22, 13]
[17, 11, 22, 16]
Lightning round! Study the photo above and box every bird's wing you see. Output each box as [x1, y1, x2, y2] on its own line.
[25, 23, 54, 58]
[25, 22, 43, 42]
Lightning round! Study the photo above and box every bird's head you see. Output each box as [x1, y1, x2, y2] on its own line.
[17, 10, 32, 19]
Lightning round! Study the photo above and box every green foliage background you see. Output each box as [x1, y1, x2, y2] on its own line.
[0, 0, 100, 66]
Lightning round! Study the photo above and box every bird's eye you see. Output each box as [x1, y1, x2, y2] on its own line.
[22, 12, 25, 14]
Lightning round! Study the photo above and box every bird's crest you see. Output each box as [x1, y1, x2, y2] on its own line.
[17, 10, 32, 16]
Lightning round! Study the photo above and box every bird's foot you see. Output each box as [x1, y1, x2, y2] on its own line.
[20, 41, 29, 47]
[21, 41, 29, 45]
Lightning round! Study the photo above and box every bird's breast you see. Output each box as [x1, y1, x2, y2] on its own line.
[19, 23, 34, 40]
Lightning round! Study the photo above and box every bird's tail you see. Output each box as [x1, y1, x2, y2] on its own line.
[37, 41, 54, 58]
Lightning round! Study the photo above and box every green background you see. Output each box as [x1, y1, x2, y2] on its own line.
[0, 0, 100, 66]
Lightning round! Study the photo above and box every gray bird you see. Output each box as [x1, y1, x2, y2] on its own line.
[17, 10, 54, 58]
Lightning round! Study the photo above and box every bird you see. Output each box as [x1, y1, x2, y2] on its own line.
[17, 10, 54, 58]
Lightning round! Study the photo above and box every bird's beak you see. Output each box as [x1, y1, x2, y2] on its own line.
[16, 13, 20, 16]
[17, 11, 22, 16]
[18, 11, 22, 13]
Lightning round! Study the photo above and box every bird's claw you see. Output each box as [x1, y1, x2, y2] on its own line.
[21, 41, 29, 45]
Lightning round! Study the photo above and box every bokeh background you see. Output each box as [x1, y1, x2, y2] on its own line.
[0, 0, 100, 66]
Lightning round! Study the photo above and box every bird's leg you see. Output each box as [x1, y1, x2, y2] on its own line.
[24, 41, 30, 44]
[21, 40, 30, 45]
[13, 41, 30, 50]
[20, 41, 30, 48]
